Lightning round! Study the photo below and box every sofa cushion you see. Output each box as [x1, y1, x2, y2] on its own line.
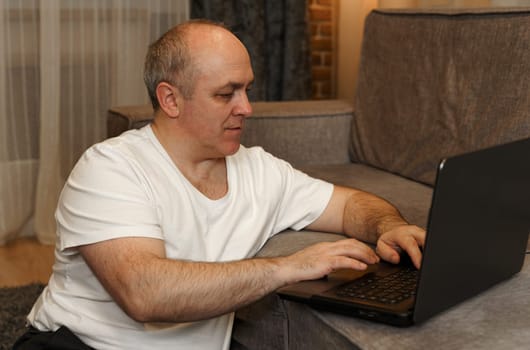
[351, 8, 530, 185]
[242, 100, 353, 167]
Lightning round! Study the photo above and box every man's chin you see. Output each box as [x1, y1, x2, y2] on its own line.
[225, 143, 242, 156]
[217, 141, 241, 157]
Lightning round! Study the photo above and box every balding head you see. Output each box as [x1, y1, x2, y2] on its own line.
[144, 20, 248, 110]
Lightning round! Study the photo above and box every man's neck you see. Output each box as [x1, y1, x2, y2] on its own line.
[151, 120, 228, 200]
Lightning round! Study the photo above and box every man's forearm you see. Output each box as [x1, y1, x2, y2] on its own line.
[80, 234, 381, 324]
[343, 190, 408, 243]
[109, 255, 286, 323]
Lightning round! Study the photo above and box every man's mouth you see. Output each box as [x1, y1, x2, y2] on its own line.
[225, 122, 244, 131]
[225, 119, 245, 133]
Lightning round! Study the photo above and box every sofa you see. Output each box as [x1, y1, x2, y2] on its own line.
[108, 7, 530, 350]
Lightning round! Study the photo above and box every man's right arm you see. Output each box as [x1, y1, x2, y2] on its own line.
[78, 235, 378, 323]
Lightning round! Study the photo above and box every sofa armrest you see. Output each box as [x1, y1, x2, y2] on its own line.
[107, 100, 353, 167]
[243, 100, 353, 167]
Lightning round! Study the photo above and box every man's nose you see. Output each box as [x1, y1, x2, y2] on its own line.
[234, 92, 253, 117]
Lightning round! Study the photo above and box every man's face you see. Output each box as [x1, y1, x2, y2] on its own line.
[177, 28, 255, 159]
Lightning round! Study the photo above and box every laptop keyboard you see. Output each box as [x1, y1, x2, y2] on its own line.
[335, 267, 419, 305]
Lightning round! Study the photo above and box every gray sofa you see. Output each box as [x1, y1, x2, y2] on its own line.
[108, 7, 530, 350]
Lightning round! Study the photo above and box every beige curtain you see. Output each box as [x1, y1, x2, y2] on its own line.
[0, 0, 189, 245]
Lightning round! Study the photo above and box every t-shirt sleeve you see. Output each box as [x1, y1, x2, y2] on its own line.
[275, 166, 333, 232]
[251, 148, 334, 233]
[56, 143, 163, 251]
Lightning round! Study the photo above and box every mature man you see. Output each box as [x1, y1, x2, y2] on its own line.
[16, 20, 424, 349]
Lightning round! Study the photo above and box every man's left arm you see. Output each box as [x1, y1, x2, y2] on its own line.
[306, 185, 425, 269]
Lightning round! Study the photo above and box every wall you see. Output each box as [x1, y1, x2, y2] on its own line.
[336, 0, 376, 103]
[308, 0, 378, 101]
[308, 0, 337, 99]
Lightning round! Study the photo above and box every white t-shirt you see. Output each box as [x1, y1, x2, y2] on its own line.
[27, 125, 333, 350]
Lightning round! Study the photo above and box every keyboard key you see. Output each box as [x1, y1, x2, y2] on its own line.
[335, 268, 419, 304]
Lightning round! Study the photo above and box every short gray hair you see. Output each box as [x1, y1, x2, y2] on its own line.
[143, 19, 229, 110]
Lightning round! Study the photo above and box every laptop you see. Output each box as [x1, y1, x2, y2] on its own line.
[278, 137, 530, 327]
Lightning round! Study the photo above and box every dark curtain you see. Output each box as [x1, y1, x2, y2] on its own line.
[191, 0, 311, 101]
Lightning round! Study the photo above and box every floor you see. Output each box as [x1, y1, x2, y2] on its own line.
[0, 238, 55, 287]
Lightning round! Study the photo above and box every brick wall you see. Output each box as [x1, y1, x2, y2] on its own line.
[309, 0, 337, 99]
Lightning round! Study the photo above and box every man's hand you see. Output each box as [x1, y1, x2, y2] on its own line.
[278, 238, 380, 284]
[376, 224, 425, 269]
[307, 185, 426, 270]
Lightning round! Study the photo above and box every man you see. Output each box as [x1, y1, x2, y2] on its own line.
[16, 20, 425, 349]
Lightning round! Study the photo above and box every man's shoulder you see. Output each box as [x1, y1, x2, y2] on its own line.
[230, 145, 294, 180]
[233, 144, 283, 164]
[84, 125, 154, 163]
[101, 125, 152, 150]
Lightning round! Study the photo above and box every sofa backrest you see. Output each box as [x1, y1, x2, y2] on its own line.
[242, 100, 353, 166]
[107, 100, 354, 167]
[350, 8, 530, 186]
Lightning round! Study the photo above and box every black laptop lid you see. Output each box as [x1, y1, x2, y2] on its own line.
[413, 137, 530, 323]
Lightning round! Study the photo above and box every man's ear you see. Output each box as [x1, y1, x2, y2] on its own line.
[156, 82, 180, 118]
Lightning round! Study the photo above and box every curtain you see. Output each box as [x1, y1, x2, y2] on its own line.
[191, 0, 311, 102]
[0, 0, 189, 245]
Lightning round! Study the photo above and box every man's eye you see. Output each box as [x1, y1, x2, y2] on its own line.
[218, 92, 234, 99]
